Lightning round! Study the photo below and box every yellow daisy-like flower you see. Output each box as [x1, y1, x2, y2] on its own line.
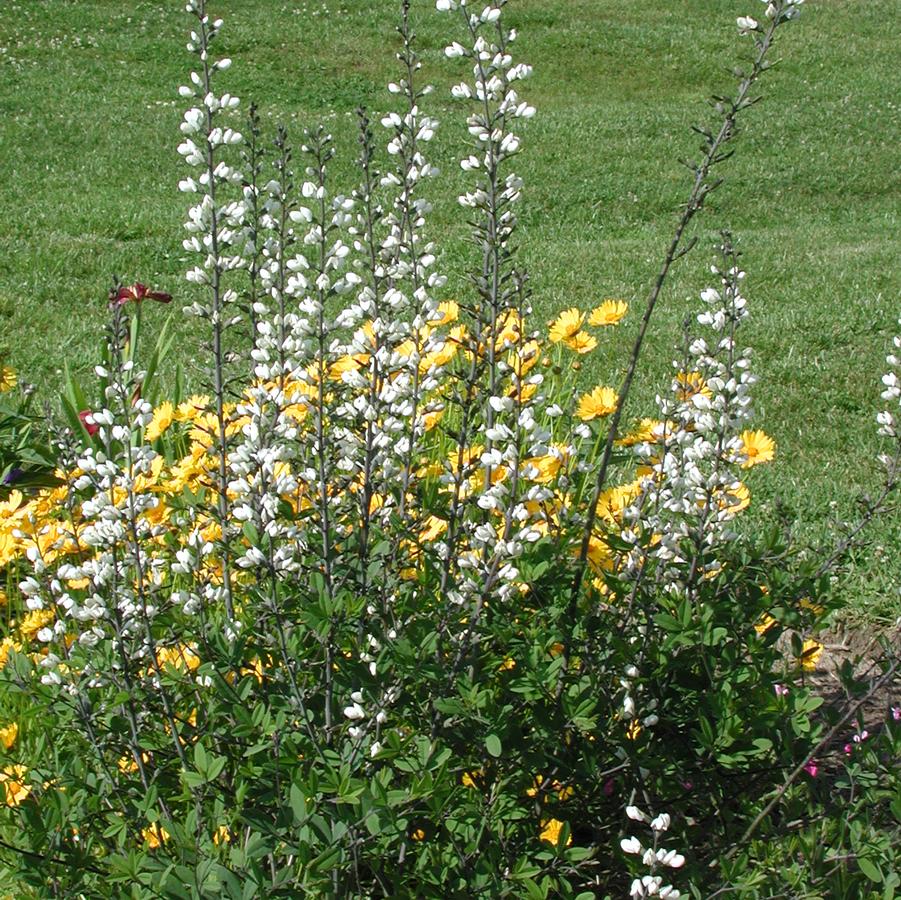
[596, 481, 642, 524]
[564, 330, 598, 354]
[738, 430, 776, 468]
[174, 394, 210, 423]
[548, 308, 584, 344]
[420, 337, 460, 373]
[675, 370, 712, 402]
[434, 300, 459, 325]
[800, 597, 825, 617]
[581, 535, 614, 573]
[213, 825, 232, 845]
[461, 769, 482, 789]
[145, 401, 175, 443]
[588, 299, 628, 327]
[527, 776, 574, 801]
[0, 366, 17, 393]
[576, 386, 618, 421]
[717, 481, 750, 515]
[19, 608, 55, 641]
[240, 657, 266, 684]
[800, 639, 823, 671]
[507, 339, 541, 379]
[0, 637, 20, 670]
[419, 515, 448, 543]
[494, 309, 524, 349]
[0, 723, 17, 750]
[523, 445, 570, 484]
[142, 824, 170, 849]
[625, 719, 642, 740]
[753, 614, 777, 636]
[328, 354, 365, 381]
[539, 817, 571, 847]
[117, 751, 151, 774]
[0, 765, 30, 807]
[155, 643, 201, 673]
[615, 418, 663, 447]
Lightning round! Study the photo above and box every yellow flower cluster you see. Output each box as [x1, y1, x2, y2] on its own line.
[0, 765, 30, 807]
[548, 300, 628, 354]
[0, 366, 16, 394]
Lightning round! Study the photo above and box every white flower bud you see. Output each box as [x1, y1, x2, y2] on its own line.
[621, 836, 643, 855]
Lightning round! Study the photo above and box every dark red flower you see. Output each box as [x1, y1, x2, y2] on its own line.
[78, 410, 99, 437]
[111, 283, 172, 307]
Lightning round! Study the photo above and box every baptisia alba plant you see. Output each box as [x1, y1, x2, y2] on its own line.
[2, 1, 897, 898]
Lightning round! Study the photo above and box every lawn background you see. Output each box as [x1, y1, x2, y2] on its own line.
[1, 0, 898, 619]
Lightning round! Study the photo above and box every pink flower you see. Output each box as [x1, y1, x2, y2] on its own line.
[110, 283, 172, 307]
[803, 761, 818, 777]
[78, 410, 99, 437]
[891, 706, 900, 722]
[844, 731, 869, 755]
[774, 683, 789, 697]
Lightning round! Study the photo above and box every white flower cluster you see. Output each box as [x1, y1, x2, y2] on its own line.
[365, 30, 446, 502]
[619, 663, 659, 736]
[342, 682, 398, 759]
[26, 318, 167, 687]
[737, 0, 804, 38]
[624, 253, 756, 595]
[431, 0, 544, 611]
[622, 805, 685, 898]
[228, 133, 354, 575]
[179, 1, 246, 311]
[877, 319, 901, 440]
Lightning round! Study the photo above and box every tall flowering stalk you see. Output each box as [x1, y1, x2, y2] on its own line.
[381, 0, 444, 523]
[622, 238, 757, 598]
[19, 299, 198, 826]
[239, 102, 265, 343]
[178, 0, 245, 621]
[573, 0, 806, 595]
[432, 0, 540, 679]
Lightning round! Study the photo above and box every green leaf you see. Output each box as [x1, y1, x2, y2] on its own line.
[142, 315, 175, 407]
[289, 783, 308, 824]
[60, 392, 91, 446]
[485, 734, 502, 758]
[173, 362, 185, 408]
[511, 861, 542, 881]
[194, 741, 209, 774]
[206, 755, 227, 782]
[859, 857, 884, 884]
[183, 771, 205, 789]
[522, 877, 547, 900]
[654, 612, 682, 632]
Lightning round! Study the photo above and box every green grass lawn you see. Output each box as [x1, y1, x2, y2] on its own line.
[1, 0, 898, 620]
